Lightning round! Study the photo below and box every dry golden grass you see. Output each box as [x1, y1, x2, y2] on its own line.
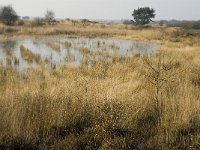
[20, 45, 42, 64]
[0, 50, 200, 149]
[64, 41, 72, 49]
[66, 49, 75, 62]
[0, 21, 200, 149]
[47, 43, 61, 52]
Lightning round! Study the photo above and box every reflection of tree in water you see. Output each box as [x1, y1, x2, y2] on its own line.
[1, 40, 17, 49]
[0, 40, 18, 68]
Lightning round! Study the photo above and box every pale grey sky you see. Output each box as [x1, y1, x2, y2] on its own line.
[0, 0, 199, 20]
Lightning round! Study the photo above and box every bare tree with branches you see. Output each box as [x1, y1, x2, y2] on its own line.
[45, 10, 55, 25]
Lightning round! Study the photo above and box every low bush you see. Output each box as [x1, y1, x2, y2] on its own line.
[31, 18, 45, 26]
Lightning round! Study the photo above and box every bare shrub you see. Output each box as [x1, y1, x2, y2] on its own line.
[45, 10, 56, 25]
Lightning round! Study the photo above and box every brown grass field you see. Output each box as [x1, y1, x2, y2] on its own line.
[0, 20, 200, 149]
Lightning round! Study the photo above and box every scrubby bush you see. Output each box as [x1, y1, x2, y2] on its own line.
[31, 18, 45, 26]
[5, 27, 18, 33]
[191, 21, 200, 29]
[0, 5, 19, 25]
[81, 19, 90, 26]
[167, 20, 200, 30]
[17, 20, 25, 26]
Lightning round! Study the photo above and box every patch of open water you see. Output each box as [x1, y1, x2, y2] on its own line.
[0, 37, 159, 71]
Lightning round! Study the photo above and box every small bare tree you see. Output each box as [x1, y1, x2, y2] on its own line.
[45, 10, 55, 25]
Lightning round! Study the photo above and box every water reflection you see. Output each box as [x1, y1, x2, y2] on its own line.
[0, 38, 158, 71]
[0, 40, 17, 49]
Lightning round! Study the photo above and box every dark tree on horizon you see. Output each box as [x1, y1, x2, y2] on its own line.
[0, 5, 19, 25]
[132, 7, 155, 25]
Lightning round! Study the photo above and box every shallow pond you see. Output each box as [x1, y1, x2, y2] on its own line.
[0, 37, 158, 71]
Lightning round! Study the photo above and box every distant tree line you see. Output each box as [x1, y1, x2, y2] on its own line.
[1, 5, 199, 30]
[164, 20, 200, 29]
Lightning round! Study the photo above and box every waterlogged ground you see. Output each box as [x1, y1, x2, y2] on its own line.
[0, 37, 158, 71]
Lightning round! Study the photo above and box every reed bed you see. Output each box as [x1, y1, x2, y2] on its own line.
[47, 43, 61, 52]
[20, 45, 42, 64]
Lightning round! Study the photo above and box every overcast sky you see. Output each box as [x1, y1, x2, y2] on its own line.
[0, 0, 199, 20]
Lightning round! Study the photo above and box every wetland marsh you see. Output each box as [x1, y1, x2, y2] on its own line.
[0, 20, 200, 150]
[0, 38, 157, 71]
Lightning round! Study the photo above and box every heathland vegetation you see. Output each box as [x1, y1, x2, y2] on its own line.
[0, 5, 200, 150]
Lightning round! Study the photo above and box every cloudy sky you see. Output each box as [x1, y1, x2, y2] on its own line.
[0, 0, 199, 20]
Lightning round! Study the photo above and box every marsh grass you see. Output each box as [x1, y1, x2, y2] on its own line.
[5, 48, 12, 57]
[20, 45, 42, 64]
[47, 42, 61, 52]
[14, 56, 20, 66]
[4, 48, 20, 67]
[66, 49, 75, 62]
[64, 41, 72, 49]
[6, 57, 12, 66]
[109, 43, 120, 50]
[78, 47, 91, 55]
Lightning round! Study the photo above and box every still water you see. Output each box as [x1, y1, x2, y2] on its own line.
[0, 37, 158, 71]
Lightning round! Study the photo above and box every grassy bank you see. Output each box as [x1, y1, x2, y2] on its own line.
[0, 22, 200, 149]
[0, 21, 199, 42]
